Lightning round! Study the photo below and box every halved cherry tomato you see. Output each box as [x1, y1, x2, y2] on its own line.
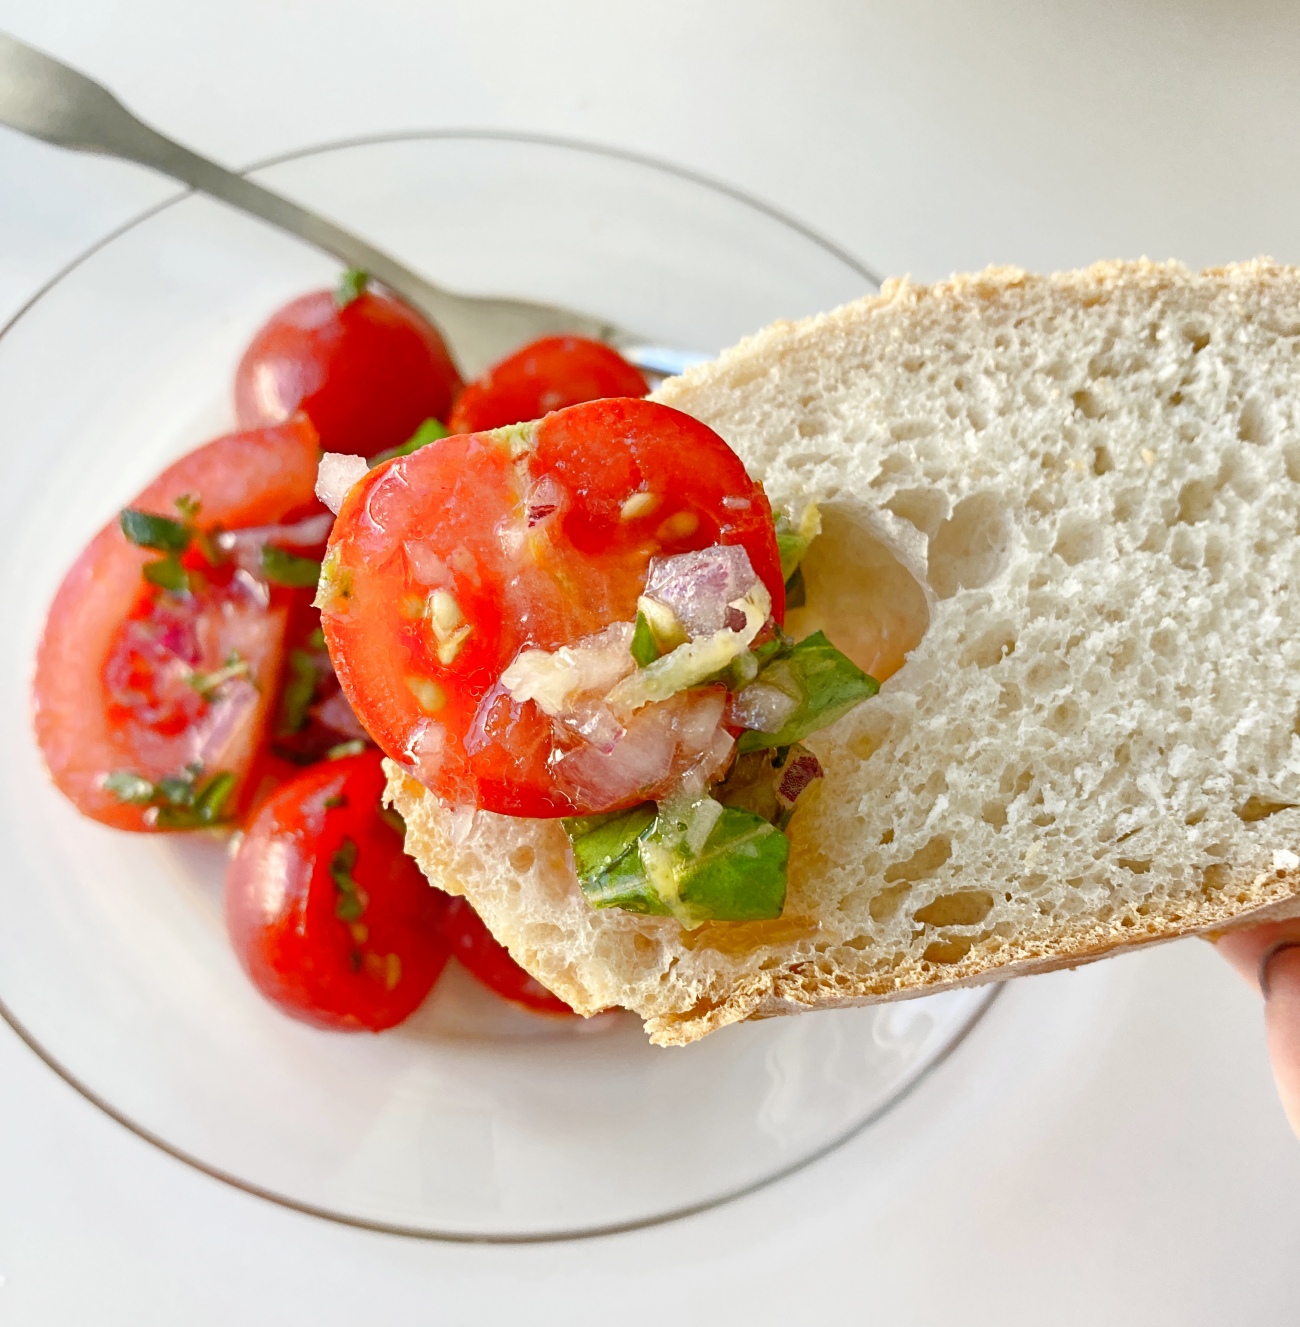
[447, 335, 648, 434]
[234, 276, 462, 458]
[34, 418, 322, 831]
[321, 397, 783, 817]
[441, 896, 574, 1015]
[225, 750, 449, 1031]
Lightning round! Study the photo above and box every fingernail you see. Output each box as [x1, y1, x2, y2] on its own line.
[1259, 941, 1300, 998]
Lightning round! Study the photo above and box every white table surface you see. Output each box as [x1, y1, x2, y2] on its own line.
[2, 2, 1299, 1321]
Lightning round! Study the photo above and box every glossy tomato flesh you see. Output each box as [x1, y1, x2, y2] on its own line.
[226, 751, 449, 1031]
[447, 335, 647, 434]
[34, 418, 323, 830]
[321, 397, 783, 817]
[441, 896, 575, 1015]
[234, 285, 462, 458]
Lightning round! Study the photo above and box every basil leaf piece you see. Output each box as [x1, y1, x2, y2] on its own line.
[330, 838, 368, 920]
[261, 545, 323, 588]
[335, 268, 370, 308]
[369, 417, 450, 467]
[142, 555, 190, 594]
[672, 806, 788, 924]
[151, 769, 237, 829]
[121, 508, 192, 554]
[783, 564, 807, 609]
[735, 630, 879, 753]
[629, 610, 661, 667]
[276, 648, 319, 735]
[562, 801, 788, 925]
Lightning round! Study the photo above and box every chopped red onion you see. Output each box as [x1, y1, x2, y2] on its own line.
[216, 512, 334, 576]
[777, 750, 824, 810]
[316, 453, 368, 514]
[728, 682, 798, 734]
[642, 544, 761, 639]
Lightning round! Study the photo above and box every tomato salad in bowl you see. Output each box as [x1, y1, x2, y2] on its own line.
[33, 267, 879, 1033]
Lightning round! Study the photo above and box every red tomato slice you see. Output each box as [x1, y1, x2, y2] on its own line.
[447, 335, 648, 434]
[234, 281, 462, 458]
[321, 397, 783, 817]
[33, 418, 322, 831]
[226, 751, 449, 1031]
[441, 896, 575, 1015]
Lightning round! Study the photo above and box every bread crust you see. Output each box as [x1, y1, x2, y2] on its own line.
[387, 259, 1300, 1045]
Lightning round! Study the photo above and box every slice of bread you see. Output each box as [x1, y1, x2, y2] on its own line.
[388, 258, 1300, 1045]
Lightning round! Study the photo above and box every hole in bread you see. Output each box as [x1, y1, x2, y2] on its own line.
[1201, 863, 1231, 894]
[1238, 396, 1270, 445]
[1118, 858, 1152, 874]
[869, 882, 910, 922]
[784, 505, 929, 682]
[1072, 388, 1103, 419]
[981, 800, 1008, 830]
[1092, 445, 1114, 476]
[508, 846, 536, 873]
[921, 935, 974, 965]
[927, 493, 1011, 599]
[1183, 325, 1211, 353]
[1176, 479, 1214, 525]
[961, 623, 1017, 669]
[913, 891, 994, 927]
[883, 835, 952, 884]
[1236, 795, 1298, 823]
[886, 487, 948, 537]
[1053, 515, 1104, 566]
[890, 419, 933, 443]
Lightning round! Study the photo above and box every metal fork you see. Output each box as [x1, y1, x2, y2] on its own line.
[0, 31, 702, 378]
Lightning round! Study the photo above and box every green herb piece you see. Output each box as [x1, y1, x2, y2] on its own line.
[563, 800, 788, 926]
[103, 770, 157, 805]
[187, 652, 251, 701]
[141, 556, 190, 594]
[336, 268, 370, 308]
[379, 807, 407, 837]
[330, 839, 368, 921]
[276, 648, 319, 735]
[774, 503, 821, 583]
[121, 508, 192, 554]
[156, 769, 199, 806]
[369, 417, 450, 467]
[736, 630, 879, 754]
[261, 545, 323, 589]
[629, 610, 661, 668]
[307, 626, 326, 649]
[327, 739, 368, 760]
[151, 769, 238, 829]
[323, 794, 348, 810]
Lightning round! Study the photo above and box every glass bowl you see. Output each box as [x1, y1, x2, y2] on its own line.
[0, 131, 997, 1240]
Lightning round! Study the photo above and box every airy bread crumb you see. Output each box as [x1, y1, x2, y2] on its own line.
[388, 259, 1300, 1045]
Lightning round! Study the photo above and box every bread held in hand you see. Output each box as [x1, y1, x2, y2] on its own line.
[389, 259, 1300, 1044]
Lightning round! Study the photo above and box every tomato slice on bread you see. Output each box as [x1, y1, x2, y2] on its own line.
[321, 397, 783, 817]
[33, 418, 322, 830]
[226, 750, 449, 1030]
[447, 335, 648, 435]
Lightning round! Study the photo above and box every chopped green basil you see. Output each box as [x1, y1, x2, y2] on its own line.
[330, 838, 368, 920]
[187, 652, 250, 700]
[783, 564, 807, 609]
[629, 610, 661, 668]
[261, 545, 323, 588]
[379, 807, 407, 837]
[774, 503, 821, 585]
[563, 800, 787, 927]
[141, 556, 190, 594]
[736, 630, 879, 754]
[335, 268, 370, 308]
[369, 417, 450, 467]
[104, 764, 236, 828]
[276, 648, 320, 735]
[120, 508, 192, 554]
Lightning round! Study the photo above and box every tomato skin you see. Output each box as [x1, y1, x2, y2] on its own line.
[441, 896, 575, 1015]
[225, 751, 449, 1031]
[33, 418, 322, 831]
[447, 336, 647, 434]
[235, 288, 462, 458]
[322, 397, 783, 817]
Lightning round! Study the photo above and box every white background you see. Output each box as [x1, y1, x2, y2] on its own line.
[2, 2, 1299, 1321]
